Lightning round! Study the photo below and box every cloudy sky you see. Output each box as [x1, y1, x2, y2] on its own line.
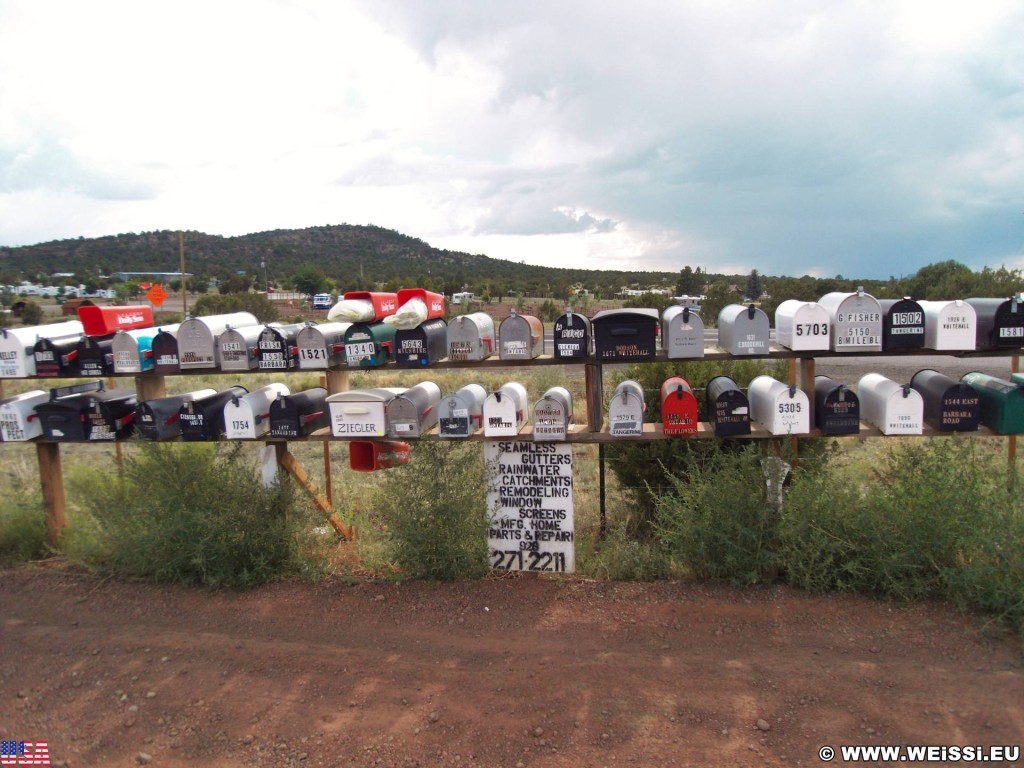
[1, 1, 1022, 278]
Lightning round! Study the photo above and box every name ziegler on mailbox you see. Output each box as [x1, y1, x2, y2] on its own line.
[485, 442, 574, 574]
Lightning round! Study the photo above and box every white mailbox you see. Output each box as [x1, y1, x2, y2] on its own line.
[718, 304, 770, 355]
[0, 321, 84, 378]
[295, 321, 352, 369]
[447, 313, 496, 361]
[748, 376, 810, 435]
[326, 388, 406, 438]
[217, 325, 266, 371]
[0, 390, 48, 441]
[661, 306, 705, 359]
[387, 381, 442, 438]
[608, 380, 646, 437]
[438, 384, 487, 438]
[111, 324, 181, 374]
[224, 383, 291, 440]
[774, 300, 831, 351]
[177, 312, 259, 369]
[483, 382, 528, 437]
[857, 373, 924, 435]
[818, 289, 883, 352]
[532, 386, 574, 441]
[919, 300, 977, 351]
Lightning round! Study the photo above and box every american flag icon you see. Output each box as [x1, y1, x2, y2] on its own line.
[0, 741, 50, 767]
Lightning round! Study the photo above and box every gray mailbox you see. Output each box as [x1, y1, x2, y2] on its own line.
[499, 311, 544, 360]
[0, 390, 48, 441]
[814, 375, 860, 436]
[217, 325, 265, 371]
[483, 382, 528, 437]
[136, 389, 217, 441]
[705, 375, 751, 437]
[818, 289, 883, 352]
[748, 376, 810, 435]
[387, 381, 442, 438]
[661, 306, 705, 359]
[438, 384, 487, 438]
[717, 304, 769, 356]
[447, 312, 496, 361]
[296, 321, 351, 369]
[177, 312, 259, 370]
[532, 386, 573, 441]
[553, 312, 592, 359]
[608, 380, 646, 437]
[1, 320, 84, 378]
[880, 297, 926, 350]
[857, 373, 924, 435]
[965, 296, 1024, 349]
[326, 388, 406, 438]
[919, 300, 976, 351]
[774, 300, 831, 351]
[909, 369, 980, 432]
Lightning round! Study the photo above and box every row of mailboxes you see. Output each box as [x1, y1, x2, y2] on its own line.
[0, 382, 139, 442]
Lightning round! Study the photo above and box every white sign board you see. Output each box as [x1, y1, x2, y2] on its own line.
[485, 441, 574, 574]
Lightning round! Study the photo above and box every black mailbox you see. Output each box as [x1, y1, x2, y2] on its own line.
[74, 335, 115, 377]
[179, 386, 249, 442]
[705, 375, 751, 437]
[814, 375, 860, 435]
[136, 389, 217, 441]
[269, 387, 329, 438]
[395, 318, 448, 367]
[880, 297, 926, 350]
[965, 297, 1024, 349]
[256, 323, 305, 371]
[36, 381, 137, 441]
[33, 335, 81, 377]
[910, 369, 980, 432]
[591, 309, 659, 360]
[151, 329, 181, 373]
[553, 311, 592, 359]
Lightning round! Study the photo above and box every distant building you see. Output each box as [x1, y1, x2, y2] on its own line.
[111, 271, 193, 281]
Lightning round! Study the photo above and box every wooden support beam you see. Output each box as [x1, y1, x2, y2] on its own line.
[1011, 355, 1020, 489]
[585, 362, 603, 432]
[36, 442, 66, 548]
[325, 369, 349, 396]
[278, 449, 354, 540]
[134, 374, 167, 402]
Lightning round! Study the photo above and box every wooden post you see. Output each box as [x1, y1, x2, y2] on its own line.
[36, 442, 66, 547]
[584, 361, 603, 432]
[319, 375, 333, 505]
[324, 368, 349, 396]
[134, 374, 167, 402]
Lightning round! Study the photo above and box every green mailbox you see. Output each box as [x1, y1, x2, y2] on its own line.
[344, 322, 397, 368]
[960, 372, 1024, 434]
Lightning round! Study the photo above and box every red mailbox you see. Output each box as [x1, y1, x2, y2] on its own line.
[349, 440, 411, 472]
[660, 376, 699, 435]
[78, 305, 154, 336]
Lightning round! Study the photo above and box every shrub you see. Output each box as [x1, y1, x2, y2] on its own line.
[578, 521, 674, 581]
[0, 489, 47, 564]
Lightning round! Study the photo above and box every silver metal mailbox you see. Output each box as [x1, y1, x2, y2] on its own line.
[608, 380, 646, 437]
[879, 297, 926, 350]
[177, 312, 259, 370]
[965, 296, 1024, 349]
[256, 323, 306, 371]
[718, 304, 769, 356]
[909, 369, 980, 432]
[813, 375, 860, 435]
[499, 311, 544, 360]
[748, 376, 810, 435]
[437, 384, 487, 438]
[483, 382, 528, 437]
[857, 373, 924, 435]
[818, 289, 883, 352]
[447, 313, 496, 361]
[0, 390, 48, 441]
[111, 324, 181, 374]
[0, 321, 84, 378]
[224, 383, 292, 439]
[326, 387, 406, 438]
[217, 325, 265, 371]
[136, 389, 217, 441]
[387, 381, 442, 438]
[295, 321, 351, 369]
[532, 386, 573, 441]
[774, 300, 831, 351]
[662, 306, 705, 359]
[553, 312, 592, 359]
[919, 300, 977, 351]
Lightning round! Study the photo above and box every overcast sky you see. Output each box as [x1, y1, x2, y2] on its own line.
[1, 1, 1022, 278]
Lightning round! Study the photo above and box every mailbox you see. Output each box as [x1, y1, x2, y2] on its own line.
[344, 322, 397, 368]
[330, 291, 399, 323]
[748, 376, 810, 435]
[960, 372, 1024, 434]
[216, 325, 264, 371]
[384, 288, 446, 328]
[660, 377, 699, 435]
[818, 289, 883, 352]
[36, 382, 138, 441]
[483, 382, 528, 437]
[857, 373, 924, 435]
[326, 388, 407, 438]
[774, 300, 831, 351]
[269, 388, 330, 438]
[177, 313, 259, 370]
[965, 297, 1024, 349]
[438, 384, 487, 438]
[532, 386, 574, 441]
[592, 309, 659, 360]
[349, 441, 411, 472]
[447, 313, 496, 361]
[608, 380, 646, 436]
[919, 300, 976, 351]
[112, 324, 181, 374]
[295, 321, 351, 369]
[813, 375, 860, 435]
[0, 321, 84, 377]
[553, 312, 592, 359]
[718, 304, 770, 356]
[387, 381, 442, 438]
[78, 304, 153, 336]
[499, 311, 544, 360]
[152, 329, 182, 373]
[74, 335, 115, 377]
[879, 298, 926, 350]
[661, 306, 705, 359]
[705, 375, 751, 437]
[395, 318, 448, 367]
[179, 386, 249, 442]
[135, 389, 217, 441]
[256, 323, 306, 371]
[909, 369, 980, 432]
[0, 390, 48, 441]
[32, 334, 81, 377]
[224, 383, 292, 439]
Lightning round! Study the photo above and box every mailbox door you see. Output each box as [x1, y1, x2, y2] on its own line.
[484, 385, 526, 437]
[151, 331, 181, 373]
[775, 301, 831, 351]
[179, 387, 248, 441]
[499, 314, 543, 360]
[395, 318, 448, 367]
[36, 398, 92, 441]
[608, 393, 644, 436]
[257, 324, 304, 371]
[87, 390, 138, 441]
[136, 390, 217, 441]
[532, 387, 572, 441]
[920, 300, 976, 351]
[553, 313, 592, 359]
[858, 374, 923, 435]
[0, 391, 48, 441]
[820, 292, 883, 352]
[269, 388, 329, 438]
[112, 331, 147, 373]
[711, 390, 751, 436]
[218, 327, 262, 371]
[592, 309, 659, 360]
[33, 336, 79, 377]
[662, 306, 705, 359]
[296, 322, 350, 369]
[327, 388, 406, 437]
[177, 322, 218, 369]
[880, 298, 926, 350]
[661, 378, 698, 435]
[718, 305, 769, 355]
[909, 370, 979, 431]
[345, 323, 397, 368]
[75, 336, 114, 377]
[387, 382, 441, 438]
[447, 314, 495, 361]
[438, 384, 487, 437]
[814, 377, 860, 435]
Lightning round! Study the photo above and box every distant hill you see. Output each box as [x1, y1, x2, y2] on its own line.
[0, 225, 678, 298]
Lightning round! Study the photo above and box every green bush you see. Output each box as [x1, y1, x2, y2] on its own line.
[372, 441, 489, 580]
[0, 490, 47, 564]
[578, 521, 674, 581]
